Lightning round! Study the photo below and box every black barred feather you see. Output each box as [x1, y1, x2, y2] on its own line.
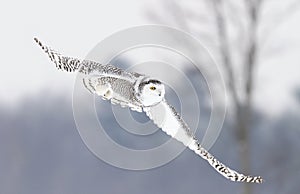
[34, 38, 85, 73]
[34, 38, 136, 76]
[35, 37, 263, 184]
[192, 138, 263, 183]
[144, 100, 263, 183]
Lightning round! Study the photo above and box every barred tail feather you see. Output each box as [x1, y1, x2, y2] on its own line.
[189, 139, 263, 183]
[34, 37, 81, 72]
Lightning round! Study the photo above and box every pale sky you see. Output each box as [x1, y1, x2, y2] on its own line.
[0, 0, 299, 116]
[0, 0, 146, 107]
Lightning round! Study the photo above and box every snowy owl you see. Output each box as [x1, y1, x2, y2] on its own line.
[34, 38, 263, 183]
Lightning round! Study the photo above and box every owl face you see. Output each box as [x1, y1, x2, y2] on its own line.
[138, 79, 165, 107]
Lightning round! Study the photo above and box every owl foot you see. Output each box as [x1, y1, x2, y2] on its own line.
[95, 83, 113, 100]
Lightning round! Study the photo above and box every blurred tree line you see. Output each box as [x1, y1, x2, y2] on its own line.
[147, 0, 300, 194]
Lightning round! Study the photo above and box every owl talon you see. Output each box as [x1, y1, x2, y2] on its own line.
[95, 83, 113, 100]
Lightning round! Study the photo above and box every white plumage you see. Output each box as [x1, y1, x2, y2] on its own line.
[34, 38, 263, 183]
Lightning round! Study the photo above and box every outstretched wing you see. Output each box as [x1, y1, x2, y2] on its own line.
[34, 38, 83, 72]
[83, 75, 143, 112]
[34, 37, 138, 78]
[35, 37, 143, 112]
[143, 99, 263, 183]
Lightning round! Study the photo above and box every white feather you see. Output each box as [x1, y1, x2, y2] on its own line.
[36, 38, 262, 183]
[144, 100, 263, 183]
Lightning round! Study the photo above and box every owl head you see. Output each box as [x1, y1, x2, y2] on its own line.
[137, 78, 165, 106]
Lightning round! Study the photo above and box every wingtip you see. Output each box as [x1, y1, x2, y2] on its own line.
[33, 37, 44, 49]
[257, 176, 264, 184]
[33, 37, 41, 45]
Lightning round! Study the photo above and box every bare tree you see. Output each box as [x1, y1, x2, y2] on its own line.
[147, 0, 300, 194]
[212, 1, 261, 193]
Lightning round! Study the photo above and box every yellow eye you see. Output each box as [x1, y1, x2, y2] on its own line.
[150, 86, 156, 90]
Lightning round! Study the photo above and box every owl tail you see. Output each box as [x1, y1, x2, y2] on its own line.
[34, 38, 81, 72]
[188, 138, 263, 183]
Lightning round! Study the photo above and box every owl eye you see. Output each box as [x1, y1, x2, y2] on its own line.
[150, 86, 156, 90]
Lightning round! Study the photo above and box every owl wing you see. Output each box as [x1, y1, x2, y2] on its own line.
[34, 38, 144, 112]
[83, 75, 143, 112]
[143, 99, 263, 183]
[34, 38, 82, 72]
[34, 37, 141, 79]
